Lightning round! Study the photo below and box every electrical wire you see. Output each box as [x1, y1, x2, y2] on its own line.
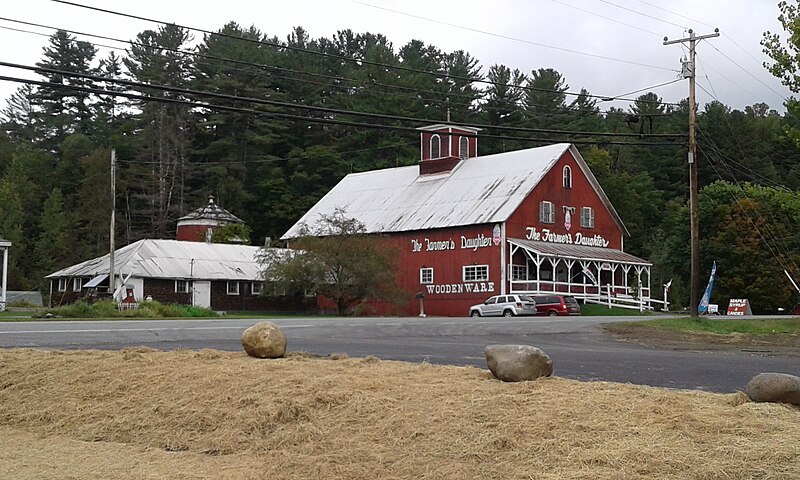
[547, 0, 663, 37]
[0, 17, 488, 110]
[0, 16, 680, 119]
[1, 61, 687, 139]
[47, 0, 683, 106]
[597, 0, 687, 30]
[0, 73, 684, 146]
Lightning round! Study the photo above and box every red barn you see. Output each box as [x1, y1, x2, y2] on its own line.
[283, 125, 657, 316]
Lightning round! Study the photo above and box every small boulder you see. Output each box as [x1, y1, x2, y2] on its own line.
[484, 344, 553, 382]
[241, 321, 287, 359]
[744, 372, 800, 406]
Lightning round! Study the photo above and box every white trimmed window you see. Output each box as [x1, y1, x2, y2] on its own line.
[72, 277, 82, 292]
[57, 278, 68, 292]
[227, 281, 240, 295]
[420, 267, 434, 284]
[251, 282, 263, 295]
[581, 207, 595, 228]
[463, 265, 489, 282]
[175, 280, 190, 293]
[539, 200, 555, 224]
[430, 134, 441, 159]
[563, 165, 572, 189]
[459, 136, 469, 159]
[511, 264, 527, 281]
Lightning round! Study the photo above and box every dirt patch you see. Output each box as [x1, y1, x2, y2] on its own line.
[605, 323, 800, 356]
[0, 348, 799, 479]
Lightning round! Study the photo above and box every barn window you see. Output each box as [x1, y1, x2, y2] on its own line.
[539, 201, 555, 224]
[251, 282, 263, 295]
[72, 277, 82, 292]
[57, 278, 68, 292]
[175, 280, 190, 293]
[463, 265, 489, 282]
[430, 134, 441, 159]
[420, 267, 434, 284]
[459, 136, 469, 159]
[581, 207, 595, 228]
[511, 264, 527, 281]
[563, 166, 572, 189]
[227, 281, 240, 295]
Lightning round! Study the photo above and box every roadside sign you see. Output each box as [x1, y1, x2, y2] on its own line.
[727, 298, 752, 316]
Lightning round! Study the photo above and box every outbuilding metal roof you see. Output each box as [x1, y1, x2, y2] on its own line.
[509, 238, 651, 265]
[282, 143, 627, 238]
[46, 239, 286, 281]
[177, 196, 243, 224]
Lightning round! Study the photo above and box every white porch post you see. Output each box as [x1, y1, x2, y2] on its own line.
[636, 266, 643, 312]
[621, 264, 631, 294]
[565, 259, 574, 295]
[548, 257, 558, 292]
[0, 241, 9, 312]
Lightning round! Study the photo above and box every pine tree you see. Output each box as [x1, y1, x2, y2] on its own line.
[32, 30, 97, 151]
[124, 24, 195, 239]
[35, 188, 71, 277]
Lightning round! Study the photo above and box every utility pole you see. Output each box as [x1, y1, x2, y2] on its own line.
[663, 28, 718, 318]
[109, 149, 116, 297]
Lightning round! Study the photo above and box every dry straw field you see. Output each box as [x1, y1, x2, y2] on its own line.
[0, 347, 798, 479]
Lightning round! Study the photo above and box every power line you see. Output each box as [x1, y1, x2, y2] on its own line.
[47, 0, 682, 106]
[0, 18, 654, 122]
[695, 73, 800, 275]
[0, 16, 490, 111]
[605, 78, 683, 101]
[0, 73, 684, 146]
[634, 1, 715, 29]
[705, 43, 788, 105]
[597, 0, 687, 30]
[352, 0, 667, 54]
[1, 61, 686, 139]
[547, 0, 663, 37]
[698, 133, 800, 277]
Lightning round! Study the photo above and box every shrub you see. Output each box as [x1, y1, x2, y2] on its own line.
[40, 300, 219, 319]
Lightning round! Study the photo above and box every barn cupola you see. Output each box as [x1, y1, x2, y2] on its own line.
[417, 124, 480, 175]
[176, 195, 245, 243]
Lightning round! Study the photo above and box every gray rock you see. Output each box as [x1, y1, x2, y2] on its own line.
[484, 344, 553, 382]
[744, 372, 800, 406]
[241, 321, 287, 359]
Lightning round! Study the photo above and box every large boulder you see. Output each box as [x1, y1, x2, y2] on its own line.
[744, 372, 800, 406]
[241, 321, 287, 359]
[484, 344, 553, 382]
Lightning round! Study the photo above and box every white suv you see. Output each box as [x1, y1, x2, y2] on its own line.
[469, 294, 537, 317]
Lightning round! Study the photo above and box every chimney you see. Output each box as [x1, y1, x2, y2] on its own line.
[417, 124, 480, 175]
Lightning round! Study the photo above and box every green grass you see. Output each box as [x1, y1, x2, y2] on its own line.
[579, 303, 657, 316]
[613, 317, 800, 335]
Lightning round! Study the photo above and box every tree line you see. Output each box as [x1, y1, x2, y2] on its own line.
[1, 19, 800, 311]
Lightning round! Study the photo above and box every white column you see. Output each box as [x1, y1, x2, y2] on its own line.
[1, 246, 8, 312]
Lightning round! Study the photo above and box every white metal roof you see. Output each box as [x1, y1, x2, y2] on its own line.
[46, 239, 286, 281]
[283, 143, 627, 238]
[509, 238, 651, 266]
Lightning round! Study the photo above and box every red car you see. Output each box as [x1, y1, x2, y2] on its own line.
[532, 295, 581, 316]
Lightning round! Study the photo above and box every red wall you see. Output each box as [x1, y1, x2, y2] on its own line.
[317, 148, 627, 317]
[327, 223, 504, 317]
[176, 225, 211, 242]
[419, 127, 477, 160]
[505, 149, 624, 248]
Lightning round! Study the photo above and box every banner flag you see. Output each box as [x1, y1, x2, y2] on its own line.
[698, 261, 717, 314]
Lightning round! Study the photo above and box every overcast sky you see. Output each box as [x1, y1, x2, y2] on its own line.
[0, 0, 793, 115]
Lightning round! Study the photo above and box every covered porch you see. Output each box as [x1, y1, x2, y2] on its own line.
[507, 238, 665, 311]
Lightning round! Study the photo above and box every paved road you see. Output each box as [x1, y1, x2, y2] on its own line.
[0, 315, 795, 393]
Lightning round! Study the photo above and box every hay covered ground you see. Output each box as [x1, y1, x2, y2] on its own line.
[0, 348, 798, 479]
